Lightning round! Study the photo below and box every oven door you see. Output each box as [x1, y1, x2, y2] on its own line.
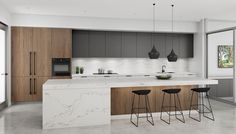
[52, 58, 71, 76]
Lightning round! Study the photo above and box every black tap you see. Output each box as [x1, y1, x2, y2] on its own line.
[162, 65, 166, 73]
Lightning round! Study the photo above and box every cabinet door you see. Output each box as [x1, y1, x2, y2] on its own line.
[72, 30, 89, 57]
[121, 32, 137, 57]
[32, 77, 50, 101]
[137, 33, 152, 58]
[106, 32, 122, 57]
[33, 28, 52, 77]
[89, 31, 106, 57]
[165, 34, 180, 57]
[179, 34, 193, 58]
[11, 27, 33, 77]
[12, 77, 33, 102]
[153, 33, 166, 58]
[52, 29, 72, 58]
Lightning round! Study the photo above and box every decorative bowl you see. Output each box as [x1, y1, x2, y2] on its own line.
[156, 74, 172, 80]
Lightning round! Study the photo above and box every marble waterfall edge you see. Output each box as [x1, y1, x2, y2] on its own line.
[43, 87, 110, 129]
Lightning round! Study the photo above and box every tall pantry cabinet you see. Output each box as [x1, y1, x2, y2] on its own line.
[11, 27, 72, 102]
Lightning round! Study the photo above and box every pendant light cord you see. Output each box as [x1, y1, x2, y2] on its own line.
[153, 3, 155, 33]
[152, 3, 156, 46]
[171, 4, 174, 48]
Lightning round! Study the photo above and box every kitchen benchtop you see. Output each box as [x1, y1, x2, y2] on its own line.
[43, 76, 218, 90]
[72, 72, 197, 78]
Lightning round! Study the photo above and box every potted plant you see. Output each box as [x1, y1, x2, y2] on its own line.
[80, 67, 84, 74]
[76, 66, 80, 74]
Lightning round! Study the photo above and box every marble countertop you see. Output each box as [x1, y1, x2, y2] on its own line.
[72, 72, 198, 78]
[43, 76, 218, 90]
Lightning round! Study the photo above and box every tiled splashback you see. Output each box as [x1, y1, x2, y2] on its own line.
[72, 58, 190, 74]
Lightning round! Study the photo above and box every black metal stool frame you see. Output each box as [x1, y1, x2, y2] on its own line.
[189, 89, 215, 122]
[130, 93, 154, 127]
[160, 91, 185, 124]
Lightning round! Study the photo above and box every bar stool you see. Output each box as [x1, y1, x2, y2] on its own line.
[189, 87, 215, 122]
[160, 89, 185, 124]
[130, 90, 154, 127]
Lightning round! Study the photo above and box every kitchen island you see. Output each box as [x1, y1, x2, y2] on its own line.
[43, 76, 218, 129]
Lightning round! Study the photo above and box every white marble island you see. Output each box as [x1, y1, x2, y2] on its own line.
[43, 76, 218, 129]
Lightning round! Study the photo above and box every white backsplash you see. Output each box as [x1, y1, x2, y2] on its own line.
[72, 58, 191, 75]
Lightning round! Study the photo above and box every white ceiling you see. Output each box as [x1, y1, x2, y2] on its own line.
[0, 0, 236, 21]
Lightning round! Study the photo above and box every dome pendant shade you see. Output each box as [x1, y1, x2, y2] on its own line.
[149, 46, 160, 59]
[167, 49, 178, 62]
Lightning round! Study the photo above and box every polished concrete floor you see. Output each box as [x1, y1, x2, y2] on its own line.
[0, 100, 236, 134]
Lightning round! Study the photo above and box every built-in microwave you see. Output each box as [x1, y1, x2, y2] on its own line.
[52, 58, 71, 76]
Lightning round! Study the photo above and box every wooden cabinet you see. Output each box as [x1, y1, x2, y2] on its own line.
[11, 76, 49, 102]
[52, 29, 72, 58]
[11, 27, 33, 77]
[11, 27, 72, 102]
[111, 86, 197, 115]
[33, 28, 52, 77]
[11, 77, 32, 102]
[32, 77, 50, 101]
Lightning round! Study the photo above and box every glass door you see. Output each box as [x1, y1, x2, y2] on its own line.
[0, 23, 7, 109]
[207, 30, 234, 103]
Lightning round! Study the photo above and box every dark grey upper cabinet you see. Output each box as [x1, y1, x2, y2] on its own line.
[153, 33, 166, 58]
[179, 34, 193, 58]
[89, 31, 106, 57]
[106, 32, 122, 57]
[137, 33, 152, 58]
[121, 32, 137, 57]
[72, 30, 194, 58]
[72, 31, 89, 57]
[165, 34, 180, 57]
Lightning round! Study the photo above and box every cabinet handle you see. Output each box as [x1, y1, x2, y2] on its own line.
[34, 52, 36, 75]
[29, 78, 32, 95]
[30, 52, 32, 75]
[34, 78, 36, 94]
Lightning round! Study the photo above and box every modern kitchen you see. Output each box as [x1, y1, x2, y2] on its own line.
[1, 0, 236, 134]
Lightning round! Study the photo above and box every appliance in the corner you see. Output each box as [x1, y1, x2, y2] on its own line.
[52, 58, 71, 76]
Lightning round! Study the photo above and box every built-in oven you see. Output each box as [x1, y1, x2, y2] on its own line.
[52, 58, 71, 76]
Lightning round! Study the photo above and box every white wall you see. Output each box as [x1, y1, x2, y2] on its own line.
[188, 20, 206, 78]
[207, 30, 234, 77]
[0, 4, 11, 25]
[72, 58, 191, 75]
[11, 14, 198, 33]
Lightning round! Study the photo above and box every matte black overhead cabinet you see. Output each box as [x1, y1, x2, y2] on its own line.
[72, 30, 194, 58]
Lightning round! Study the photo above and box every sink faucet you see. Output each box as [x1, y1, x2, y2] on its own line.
[162, 65, 166, 73]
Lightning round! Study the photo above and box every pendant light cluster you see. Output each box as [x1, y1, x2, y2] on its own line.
[167, 4, 178, 62]
[148, 3, 178, 62]
[148, 3, 160, 59]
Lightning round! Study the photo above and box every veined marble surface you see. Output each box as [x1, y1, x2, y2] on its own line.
[43, 76, 218, 129]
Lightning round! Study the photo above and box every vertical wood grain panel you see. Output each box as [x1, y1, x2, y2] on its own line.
[52, 28, 72, 58]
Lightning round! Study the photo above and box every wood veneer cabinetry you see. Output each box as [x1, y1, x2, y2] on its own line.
[11, 27, 33, 77]
[52, 29, 72, 58]
[11, 27, 72, 102]
[111, 85, 197, 115]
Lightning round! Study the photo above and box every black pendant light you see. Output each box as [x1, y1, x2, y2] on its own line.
[149, 3, 160, 59]
[167, 4, 178, 62]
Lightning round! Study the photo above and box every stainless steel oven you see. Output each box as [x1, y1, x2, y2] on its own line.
[52, 58, 71, 76]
